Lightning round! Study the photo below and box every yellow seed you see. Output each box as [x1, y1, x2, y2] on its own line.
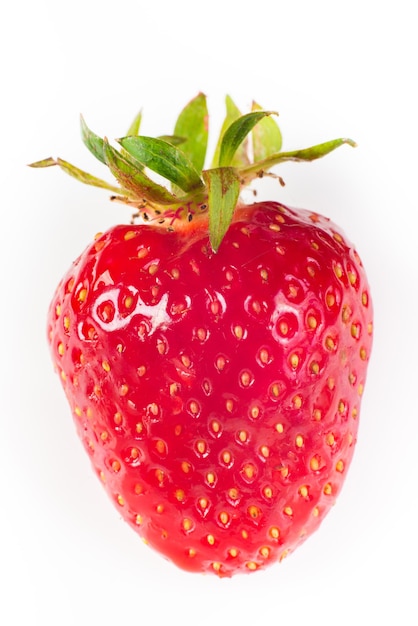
[240, 371, 252, 386]
[119, 384, 129, 396]
[181, 354, 191, 368]
[182, 518, 193, 532]
[206, 472, 216, 485]
[175, 489, 186, 502]
[207, 534, 215, 546]
[270, 383, 281, 398]
[102, 360, 111, 372]
[111, 460, 121, 472]
[241, 530, 249, 539]
[196, 440, 207, 455]
[299, 485, 309, 498]
[311, 361, 320, 375]
[228, 488, 239, 501]
[99, 471, 106, 483]
[233, 325, 244, 339]
[259, 348, 269, 364]
[279, 320, 289, 335]
[100, 431, 108, 441]
[260, 445, 270, 458]
[252, 300, 261, 314]
[212, 562, 222, 573]
[263, 486, 273, 499]
[360, 347, 367, 361]
[290, 353, 299, 369]
[74, 406, 82, 417]
[210, 419, 221, 434]
[325, 336, 336, 350]
[275, 422, 284, 434]
[198, 497, 209, 510]
[226, 398, 234, 412]
[57, 342, 65, 356]
[246, 561, 258, 571]
[189, 400, 199, 415]
[269, 526, 280, 539]
[60, 370, 67, 382]
[310, 455, 320, 471]
[336, 460, 345, 473]
[358, 383, 364, 396]
[63, 316, 70, 330]
[334, 264, 343, 279]
[295, 434, 304, 448]
[362, 291, 369, 306]
[155, 439, 167, 454]
[260, 268, 269, 281]
[229, 548, 239, 558]
[243, 464, 256, 480]
[248, 505, 261, 519]
[307, 315, 318, 329]
[196, 327, 206, 341]
[338, 400, 346, 413]
[117, 495, 125, 506]
[156, 503, 165, 514]
[222, 450, 232, 465]
[219, 511, 230, 525]
[181, 461, 191, 474]
[348, 271, 357, 285]
[250, 405, 260, 419]
[148, 263, 158, 275]
[326, 433, 335, 446]
[124, 295, 133, 309]
[326, 293, 335, 307]
[283, 506, 293, 516]
[293, 395, 302, 409]
[269, 223, 281, 232]
[123, 230, 136, 240]
[135, 422, 143, 434]
[188, 548, 196, 558]
[323, 483, 332, 495]
[78, 288, 88, 302]
[280, 466, 289, 478]
[149, 402, 159, 415]
[312, 507, 320, 517]
[259, 546, 270, 558]
[237, 430, 248, 443]
[210, 300, 220, 315]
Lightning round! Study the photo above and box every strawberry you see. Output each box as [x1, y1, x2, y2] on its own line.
[32, 94, 373, 577]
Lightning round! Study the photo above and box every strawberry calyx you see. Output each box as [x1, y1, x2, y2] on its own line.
[29, 93, 356, 251]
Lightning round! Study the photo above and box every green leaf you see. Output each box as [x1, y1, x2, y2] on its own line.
[212, 95, 247, 168]
[218, 110, 277, 167]
[202, 167, 241, 252]
[103, 139, 178, 204]
[241, 137, 357, 178]
[126, 110, 142, 136]
[173, 92, 208, 172]
[118, 136, 204, 193]
[80, 115, 107, 165]
[251, 101, 282, 161]
[28, 156, 124, 193]
[158, 135, 186, 146]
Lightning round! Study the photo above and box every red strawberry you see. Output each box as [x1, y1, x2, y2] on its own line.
[33, 94, 372, 576]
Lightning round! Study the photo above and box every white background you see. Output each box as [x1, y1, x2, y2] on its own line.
[2, 1, 417, 624]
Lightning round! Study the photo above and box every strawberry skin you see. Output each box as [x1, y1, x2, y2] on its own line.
[47, 200, 372, 576]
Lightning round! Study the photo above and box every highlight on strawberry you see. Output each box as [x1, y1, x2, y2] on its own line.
[32, 94, 372, 576]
